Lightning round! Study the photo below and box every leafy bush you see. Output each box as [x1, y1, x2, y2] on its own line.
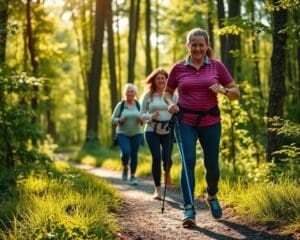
[0, 64, 50, 167]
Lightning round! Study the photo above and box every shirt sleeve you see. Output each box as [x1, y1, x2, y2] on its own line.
[140, 93, 153, 121]
[111, 101, 122, 124]
[167, 63, 179, 90]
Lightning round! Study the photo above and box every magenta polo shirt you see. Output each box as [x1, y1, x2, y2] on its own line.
[167, 56, 233, 127]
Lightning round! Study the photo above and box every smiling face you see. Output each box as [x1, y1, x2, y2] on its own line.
[154, 73, 167, 91]
[125, 87, 136, 101]
[187, 36, 208, 63]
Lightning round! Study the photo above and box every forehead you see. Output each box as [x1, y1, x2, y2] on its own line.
[155, 73, 166, 78]
[189, 36, 206, 44]
[126, 87, 136, 92]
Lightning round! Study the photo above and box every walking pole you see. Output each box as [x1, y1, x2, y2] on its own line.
[161, 116, 175, 214]
[172, 115, 194, 211]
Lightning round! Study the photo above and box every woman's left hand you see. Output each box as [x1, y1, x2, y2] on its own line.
[138, 118, 145, 125]
[209, 83, 226, 94]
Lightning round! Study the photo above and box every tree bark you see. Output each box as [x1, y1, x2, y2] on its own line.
[145, 0, 152, 75]
[266, 3, 288, 162]
[128, 0, 141, 83]
[155, 0, 159, 67]
[0, 0, 9, 63]
[85, 0, 107, 144]
[207, 0, 214, 50]
[216, 0, 226, 62]
[226, 0, 241, 78]
[107, 0, 118, 146]
[26, 0, 39, 128]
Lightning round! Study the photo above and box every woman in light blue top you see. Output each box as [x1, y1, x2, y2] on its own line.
[111, 83, 144, 185]
[141, 68, 177, 200]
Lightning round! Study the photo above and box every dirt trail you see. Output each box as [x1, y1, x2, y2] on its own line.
[73, 163, 296, 240]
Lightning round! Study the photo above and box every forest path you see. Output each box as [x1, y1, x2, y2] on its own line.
[72, 163, 295, 240]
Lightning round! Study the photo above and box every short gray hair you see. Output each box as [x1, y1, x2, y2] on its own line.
[123, 83, 138, 95]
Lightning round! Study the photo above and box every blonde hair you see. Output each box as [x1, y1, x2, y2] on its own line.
[144, 68, 168, 99]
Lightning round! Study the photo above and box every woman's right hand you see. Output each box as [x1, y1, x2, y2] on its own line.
[118, 116, 126, 124]
[168, 103, 179, 115]
[152, 111, 160, 120]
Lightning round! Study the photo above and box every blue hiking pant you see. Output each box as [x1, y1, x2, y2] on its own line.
[117, 133, 143, 175]
[179, 122, 221, 206]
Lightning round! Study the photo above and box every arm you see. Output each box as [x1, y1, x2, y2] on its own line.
[209, 82, 240, 100]
[140, 93, 153, 121]
[111, 102, 126, 124]
[163, 86, 179, 114]
[223, 82, 240, 100]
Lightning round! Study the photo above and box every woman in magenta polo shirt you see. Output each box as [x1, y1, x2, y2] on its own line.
[164, 28, 240, 228]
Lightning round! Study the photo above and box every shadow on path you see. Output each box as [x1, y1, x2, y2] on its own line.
[73, 163, 295, 240]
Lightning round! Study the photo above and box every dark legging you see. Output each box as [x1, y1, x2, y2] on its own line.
[146, 131, 173, 187]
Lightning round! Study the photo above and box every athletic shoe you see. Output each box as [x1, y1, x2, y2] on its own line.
[122, 168, 128, 181]
[206, 197, 222, 219]
[130, 176, 138, 185]
[182, 205, 196, 228]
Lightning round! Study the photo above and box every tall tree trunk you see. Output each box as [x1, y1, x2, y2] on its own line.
[0, 0, 13, 167]
[224, 0, 241, 172]
[0, 0, 9, 63]
[216, 0, 226, 62]
[107, 0, 118, 146]
[226, 0, 241, 79]
[155, 0, 159, 67]
[266, 4, 288, 162]
[293, 8, 300, 106]
[128, 0, 141, 83]
[249, 0, 263, 98]
[26, 0, 39, 126]
[85, 0, 107, 144]
[145, 0, 152, 75]
[115, 0, 122, 100]
[207, 0, 214, 50]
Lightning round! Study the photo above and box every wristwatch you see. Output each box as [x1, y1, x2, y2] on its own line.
[223, 87, 229, 95]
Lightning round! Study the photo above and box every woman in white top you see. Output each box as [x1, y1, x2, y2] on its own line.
[141, 68, 177, 200]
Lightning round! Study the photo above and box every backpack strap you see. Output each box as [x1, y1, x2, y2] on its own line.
[118, 100, 125, 117]
[118, 100, 140, 117]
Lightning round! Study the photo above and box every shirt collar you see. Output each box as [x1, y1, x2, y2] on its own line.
[184, 55, 210, 66]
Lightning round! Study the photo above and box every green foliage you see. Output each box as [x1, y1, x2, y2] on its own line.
[0, 161, 121, 240]
[220, 81, 266, 172]
[267, 117, 300, 179]
[0, 65, 51, 167]
[267, 0, 300, 11]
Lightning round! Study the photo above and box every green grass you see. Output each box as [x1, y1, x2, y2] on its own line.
[0, 161, 122, 240]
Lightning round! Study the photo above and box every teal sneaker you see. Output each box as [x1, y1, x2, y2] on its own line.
[122, 168, 128, 181]
[182, 205, 196, 228]
[206, 197, 222, 219]
[130, 176, 138, 185]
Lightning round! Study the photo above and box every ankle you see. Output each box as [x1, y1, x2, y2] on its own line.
[207, 195, 216, 201]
